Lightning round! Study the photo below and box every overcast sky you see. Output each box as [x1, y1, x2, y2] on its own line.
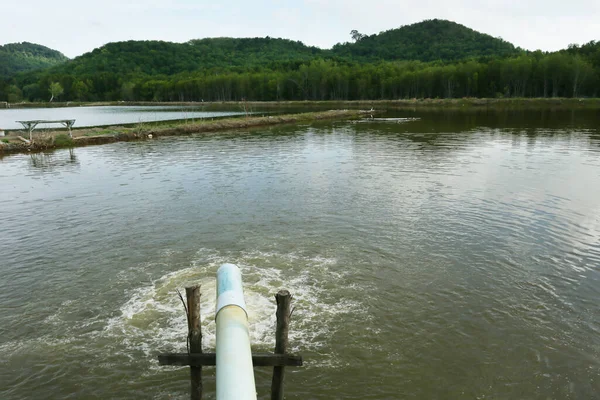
[1, 0, 599, 58]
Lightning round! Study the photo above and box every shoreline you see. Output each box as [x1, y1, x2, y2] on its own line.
[0, 109, 369, 156]
[2, 98, 600, 110]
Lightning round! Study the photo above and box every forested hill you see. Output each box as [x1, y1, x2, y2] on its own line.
[332, 19, 518, 61]
[0, 42, 68, 78]
[54, 37, 324, 77]
[2, 20, 599, 102]
[15, 19, 519, 80]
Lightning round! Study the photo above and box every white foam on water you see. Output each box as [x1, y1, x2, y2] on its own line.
[99, 248, 372, 368]
[2, 248, 371, 370]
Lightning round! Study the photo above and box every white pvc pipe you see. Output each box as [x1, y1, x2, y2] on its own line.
[216, 263, 257, 400]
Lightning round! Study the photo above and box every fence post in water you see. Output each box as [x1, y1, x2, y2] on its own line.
[216, 264, 257, 400]
[186, 285, 203, 400]
[271, 290, 291, 400]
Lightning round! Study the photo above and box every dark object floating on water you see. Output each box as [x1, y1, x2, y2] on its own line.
[355, 117, 420, 123]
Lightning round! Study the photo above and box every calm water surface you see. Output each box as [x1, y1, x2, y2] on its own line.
[0, 105, 247, 130]
[0, 110, 599, 399]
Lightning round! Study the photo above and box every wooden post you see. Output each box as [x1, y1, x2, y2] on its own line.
[186, 285, 202, 400]
[63, 120, 75, 138]
[28, 123, 34, 143]
[159, 287, 302, 397]
[271, 290, 291, 400]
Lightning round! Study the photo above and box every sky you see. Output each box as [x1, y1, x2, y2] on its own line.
[1, 0, 599, 58]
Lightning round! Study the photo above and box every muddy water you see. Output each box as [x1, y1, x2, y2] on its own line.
[1, 110, 599, 399]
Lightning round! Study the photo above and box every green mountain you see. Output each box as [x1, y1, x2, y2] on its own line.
[0, 42, 68, 78]
[50, 37, 325, 78]
[16, 19, 520, 83]
[332, 19, 519, 62]
[4, 19, 598, 102]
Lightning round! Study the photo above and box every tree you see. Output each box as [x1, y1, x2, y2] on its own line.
[6, 85, 23, 103]
[22, 83, 41, 101]
[350, 30, 365, 42]
[120, 82, 135, 101]
[570, 55, 593, 97]
[72, 80, 89, 101]
[49, 81, 64, 102]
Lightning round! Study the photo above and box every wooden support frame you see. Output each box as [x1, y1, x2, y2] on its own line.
[158, 286, 302, 399]
[16, 119, 76, 142]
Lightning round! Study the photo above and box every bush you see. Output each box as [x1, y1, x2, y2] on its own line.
[53, 134, 73, 147]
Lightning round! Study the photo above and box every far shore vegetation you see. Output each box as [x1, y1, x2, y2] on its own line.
[1, 20, 599, 104]
[3, 97, 600, 111]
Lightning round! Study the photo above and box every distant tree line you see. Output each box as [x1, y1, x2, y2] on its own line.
[2, 50, 597, 103]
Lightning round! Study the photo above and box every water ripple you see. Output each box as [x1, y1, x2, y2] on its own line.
[1, 113, 600, 399]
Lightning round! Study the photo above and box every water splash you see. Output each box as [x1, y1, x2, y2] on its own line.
[100, 248, 370, 367]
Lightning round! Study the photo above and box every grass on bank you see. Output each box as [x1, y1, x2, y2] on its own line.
[53, 134, 73, 147]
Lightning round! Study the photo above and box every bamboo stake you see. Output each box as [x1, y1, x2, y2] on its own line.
[186, 285, 202, 400]
[271, 290, 291, 400]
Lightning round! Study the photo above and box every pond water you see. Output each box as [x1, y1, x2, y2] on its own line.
[0, 105, 249, 130]
[0, 109, 599, 399]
